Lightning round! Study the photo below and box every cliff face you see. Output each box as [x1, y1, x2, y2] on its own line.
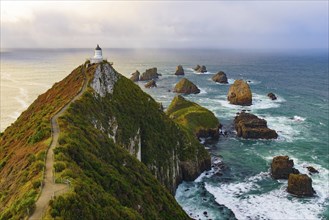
[80, 63, 210, 193]
[0, 61, 210, 219]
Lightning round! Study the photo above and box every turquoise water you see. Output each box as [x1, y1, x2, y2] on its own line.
[1, 49, 328, 219]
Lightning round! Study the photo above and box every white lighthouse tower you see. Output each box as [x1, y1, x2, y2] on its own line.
[90, 44, 103, 63]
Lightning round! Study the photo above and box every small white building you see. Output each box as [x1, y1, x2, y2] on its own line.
[90, 44, 103, 64]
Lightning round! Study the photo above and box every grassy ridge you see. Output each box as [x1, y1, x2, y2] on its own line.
[48, 64, 190, 219]
[1, 62, 210, 219]
[0, 65, 85, 219]
[166, 95, 220, 138]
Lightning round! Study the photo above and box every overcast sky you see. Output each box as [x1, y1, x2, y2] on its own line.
[1, 1, 328, 49]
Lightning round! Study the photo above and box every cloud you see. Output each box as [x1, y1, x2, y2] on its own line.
[1, 1, 328, 49]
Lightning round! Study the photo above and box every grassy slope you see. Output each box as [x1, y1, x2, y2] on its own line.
[166, 95, 220, 137]
[1, 62, 210, 219]
[47, 64, 200, 219]
[0, 65, 85, 219]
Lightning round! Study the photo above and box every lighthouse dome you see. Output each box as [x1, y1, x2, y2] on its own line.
[95, 44, 102, 50]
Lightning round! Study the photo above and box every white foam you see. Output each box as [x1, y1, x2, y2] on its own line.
[198, 87, 207, 94]
[216, 93, 285, 114]
[264, 115, 306, 142]
[227, 78, 235, 84]
[14, 88, 29, 109]
[9, 111, 20, 119]
[187, 68, 214, 75]
[205, 168, 329, 220]
[292, 115, 306, 122]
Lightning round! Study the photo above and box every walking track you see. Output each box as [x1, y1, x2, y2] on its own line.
[29, 68, 87, 219]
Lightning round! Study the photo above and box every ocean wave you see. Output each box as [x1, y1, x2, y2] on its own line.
[215, 93, 285, 115]
[187, 68, 214, 75]
[198, 87, 207, 94]
[205, 168, 329, 220]
[264, 115, 306, 142]
[14, 88, 29, 109]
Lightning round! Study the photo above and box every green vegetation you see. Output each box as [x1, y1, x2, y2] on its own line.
[167, 95, 220, 138]
[0, 65, 85, 219]
[47, 63, 209, 218]
[1, 62, 210, 219]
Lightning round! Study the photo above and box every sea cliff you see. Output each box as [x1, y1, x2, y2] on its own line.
[0, 61, 210, 219]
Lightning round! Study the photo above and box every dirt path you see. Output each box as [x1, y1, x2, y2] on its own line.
[29, 68, 87, 219]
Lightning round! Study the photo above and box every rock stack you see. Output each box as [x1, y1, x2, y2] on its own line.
[234, 112, 278, 139]
[193, 65, 207, 73]
[212, 71, 228, 84]
[175, 65, 185, 75]
[227, 80, 252, 106]
[271, 156, 299, 179]
[140, 67, 160, 81]
[130, 70, 140, 82]
[173, 78, 200, 94]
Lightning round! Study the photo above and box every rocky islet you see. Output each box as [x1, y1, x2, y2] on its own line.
[212, 71, 228, 84]
[227, 79, 252, 106]
[234, 112, 278, 139]
[173, 78, 200, 94]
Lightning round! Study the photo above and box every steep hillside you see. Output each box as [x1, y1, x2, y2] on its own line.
[0, 65, 85, 219]
[167, 95, 221, 139]
[0, 61, 210, 219]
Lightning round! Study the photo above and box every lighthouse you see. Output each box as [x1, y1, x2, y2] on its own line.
[90, 44, 103, 63]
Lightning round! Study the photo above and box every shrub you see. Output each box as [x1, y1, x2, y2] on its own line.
[32, 180, 41, 189]
[34, 161, 45, 172]
[54, 162, 66, 172]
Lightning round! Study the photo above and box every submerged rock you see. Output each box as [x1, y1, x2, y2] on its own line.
[288, 174, 315, 197]
[175, 65, 185, 75]
[140, 67, 160, 81]
[234, 112, 278, 139]
[212, 71, 228, 84]
[193, 65, 207, 73]
[173, 78, 200, 94]
[144, 79, 157, 88]
[167, 95, 221, 139]
[268, 92, 277, 100]
[271, 156, 299, 179]
[227, 79, 252, 106]
[306, 166, 319, 174]
[130, 70, 140, 82]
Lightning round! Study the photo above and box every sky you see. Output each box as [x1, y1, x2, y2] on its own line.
[0, 1, 328, 49]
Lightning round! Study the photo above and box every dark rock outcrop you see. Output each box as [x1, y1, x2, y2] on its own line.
[167, 95, 221, 139]
[212, 71, 228, 84]
[268, 92, 277, 100]
[234, 112, 278, 139]
[130, 70, 140, 82]
[140, 67, 160, 81]
[271, 156, 299, 179]
[144, 79, 157, 88]
[175, 65, 185, 75]
[181, 159, 211, 181]
[227, 79, 252, 106]
[173, 78, 200, 94]
[306, 166, 319, 174]
[193, 65, 207, 73]
[288, 174, 315, 197]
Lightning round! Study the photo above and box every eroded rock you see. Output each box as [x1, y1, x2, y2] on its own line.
[173, 78, 200, 94]
[288, 174, 315, 197]
[227, 79, 252, 106]
[271, 156, 299, 179]
[234, 112, 278, 139]
[175, 65, 185, 75]
[212, 71, 228, 84]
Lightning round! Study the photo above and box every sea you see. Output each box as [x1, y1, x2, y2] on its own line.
[1, 48, 328, 219]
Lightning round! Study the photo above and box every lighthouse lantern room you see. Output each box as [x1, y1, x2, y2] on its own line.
[90, 44, 103, 64]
